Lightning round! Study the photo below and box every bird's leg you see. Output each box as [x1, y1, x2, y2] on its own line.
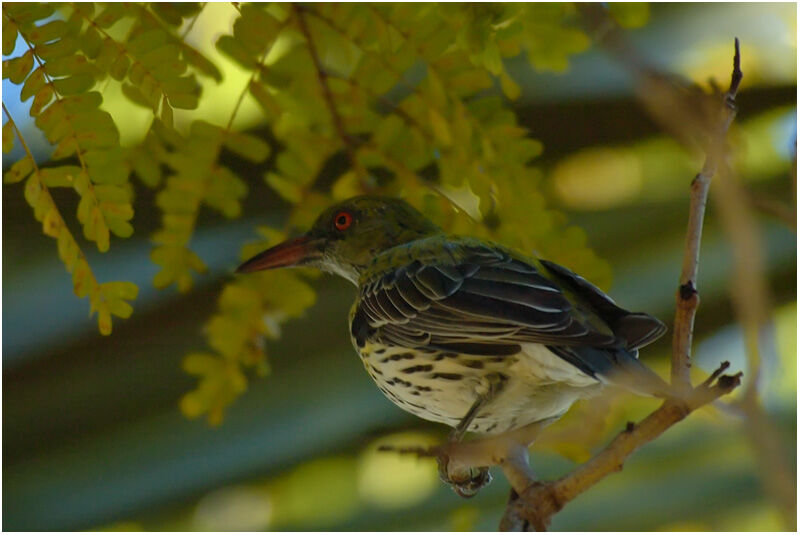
[438, 373, 506, 497]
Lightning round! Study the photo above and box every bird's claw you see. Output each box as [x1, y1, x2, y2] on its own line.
[378, 441, 493, 497]
[436, 447, 492, 498]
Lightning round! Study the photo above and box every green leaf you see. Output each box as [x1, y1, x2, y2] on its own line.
[30, 85, 54, 116]
[121, 83, 152, 109]
[26, 19, 68, 45]
[40, 165, 82, 187]
[51, 136, 78, 159]
[224, 132, 270, 163]
[94, 3, 127, 28]
[166, 91, 199, 110]
[4, 155, 34, 183]
[4, 3, 54, 25]
[249, 80, 282, 120]
[182, 45, 222, 81]
[102, 281, 139, 300]
[2, 121, 14, 154]
[4, 50, 34, 84]
[128, 28, 170, 56]
[216, 35, 257, 69]
[3, 19, 18, 55]
[44, 55, 99, 78]
[107, 297, 133, 319]
[81, 26, 103, 59]
[35, 36, 79, 60]
[23, 173, 43, 207]
[499, 71, 521, 100]
[265, 172, 302, 203]
[428, 108, 452, 145]
[20, 66, 45, 101]
[52, 74, 96, 95]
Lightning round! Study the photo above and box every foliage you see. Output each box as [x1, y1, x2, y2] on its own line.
[0, 2, 649, 422]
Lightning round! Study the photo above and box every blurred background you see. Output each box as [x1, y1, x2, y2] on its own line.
[3, 2, 796, 531]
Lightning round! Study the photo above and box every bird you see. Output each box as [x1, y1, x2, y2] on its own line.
[236, 195, 668, 496]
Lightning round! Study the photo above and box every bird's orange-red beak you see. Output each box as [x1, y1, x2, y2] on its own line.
[235, 234, 322, 273]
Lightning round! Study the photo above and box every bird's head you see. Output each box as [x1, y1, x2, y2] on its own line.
[236, 195, 441, 283]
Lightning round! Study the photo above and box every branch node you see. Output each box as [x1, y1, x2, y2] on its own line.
[678, 281, 698, 301]
[718, 372, 743, 391]
[700, 360, 731, 387]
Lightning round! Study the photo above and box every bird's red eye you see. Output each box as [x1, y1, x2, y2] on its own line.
[334, 211, 353, 231]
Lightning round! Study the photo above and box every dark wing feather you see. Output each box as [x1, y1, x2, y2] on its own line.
[355, 241, 669, 393]
[357, 244, 623, 355]
[539, 260, 667, 350]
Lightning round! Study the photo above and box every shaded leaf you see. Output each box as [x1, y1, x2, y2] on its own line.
[4, 50, 34, 84]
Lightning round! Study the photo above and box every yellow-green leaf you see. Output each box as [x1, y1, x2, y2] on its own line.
[26, 19, 68, 45]
[429, 108, 452, 145]
[265, 172, 302, 203]
[4, 155, 34, 183]
[53, 74, 96, 95]
[224, 132, 270, 163]
[4, 50, 34, 84]
[2, 19, 18, 55]
[500, 71, 521, 100]
[20, 66, 45, 101]
[2, 121, 14, 154]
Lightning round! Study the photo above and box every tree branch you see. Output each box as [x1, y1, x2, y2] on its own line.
[292, 4, 370, 187]
[498, 37, 744, 532]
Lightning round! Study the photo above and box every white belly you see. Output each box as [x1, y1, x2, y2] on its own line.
[357, 341, 602, 435]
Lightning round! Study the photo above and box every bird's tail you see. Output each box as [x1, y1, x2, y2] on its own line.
[547, 345, 672, 398]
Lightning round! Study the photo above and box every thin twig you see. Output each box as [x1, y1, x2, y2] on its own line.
[497, 39, 744, 532]
[225, 40, 274, 132]
[292, 4, 370, 187]
[670, 39, 742, 392]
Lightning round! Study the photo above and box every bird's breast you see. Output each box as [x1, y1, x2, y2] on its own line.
[352, 336, 601, 435]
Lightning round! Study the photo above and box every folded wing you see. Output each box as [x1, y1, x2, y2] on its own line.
[354, 240, 667, 392]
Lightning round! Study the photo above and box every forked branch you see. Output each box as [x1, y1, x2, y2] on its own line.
[499, 39, 744, 531]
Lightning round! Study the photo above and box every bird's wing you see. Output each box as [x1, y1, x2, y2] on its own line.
[355, 242, 624, 356]
[353, 241, 668, 392]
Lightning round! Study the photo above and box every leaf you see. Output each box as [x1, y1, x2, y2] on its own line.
[42, 206, 62, 237]
[81, 26, 103, 59]
[182, 45, 223, 81]
[94, 3, 127, 28]
[224, 132, 270, 163]
[265, 172, 302, 203]
[4, 50, 34, 84]
[216, 35, 257, 69]
[30, 86, 54, 116]
[97, 308, 112, 335]
[44, 55, 99, 77]
[52, 74, 96, 95]
[3, 121, 14, 154]
[5, 155, 35, 183]
[3, 19, 18, 55]
[499, 71, 521, 100]
[249, 80, 282, 120]
[121, 83, 152, 108]
[35, 36, 79, 60]
[429, 108, 452, 145]
[20, 66, 46, 101]
[40, 165, 81, 187]
[26, 19, 68, 45]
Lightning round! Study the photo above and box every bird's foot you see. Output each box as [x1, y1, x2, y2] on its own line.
[436, 448, 492, 498]
[377, 442, 492, 498]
